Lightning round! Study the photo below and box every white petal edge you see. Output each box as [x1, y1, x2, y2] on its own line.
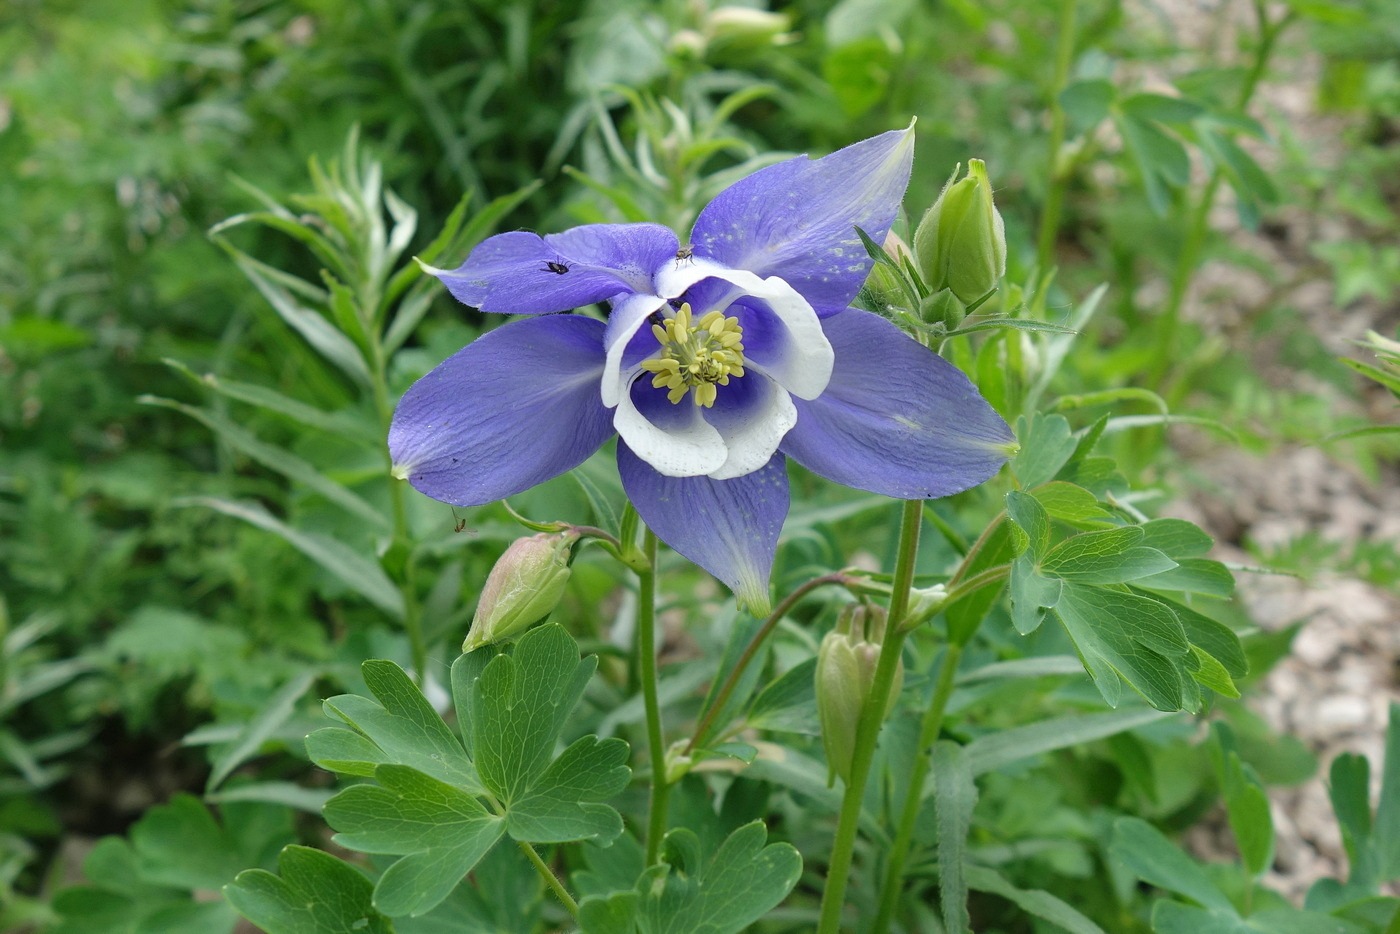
[614, 384, 728, 477]
[704, 369, 798, 480]
[600, 292, 668, 408]
[656, 257, 834, 400]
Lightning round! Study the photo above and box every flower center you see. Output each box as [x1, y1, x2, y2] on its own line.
[638, 302, 746, 408]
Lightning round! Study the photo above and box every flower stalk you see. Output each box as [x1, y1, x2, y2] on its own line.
[816, 498, 924, 934]
[870, 642, 965, 934]
[684, 571, 859, 756]
[636, 527, 670, 865]
[518, 841, 579, 920]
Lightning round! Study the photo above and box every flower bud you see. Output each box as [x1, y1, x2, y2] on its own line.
[463, 531, 578, 652]
[918, 288, 967, 330]
[815, 604, 903, 785]
[864, 230, 913, 311]
[703, 7, 793, 46]
[912, 159, 1006, 307]
[901, 584, 948, 633]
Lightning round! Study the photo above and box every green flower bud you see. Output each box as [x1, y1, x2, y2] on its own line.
[704, 7, 793, 46]
[815, 604, 903, 785]
[864, 230, 913, 311]
[918, 288, 967, 331]
[901, 584, 948, 633]
[912, 159, 1006, 307]
[463, 531, 578, 652]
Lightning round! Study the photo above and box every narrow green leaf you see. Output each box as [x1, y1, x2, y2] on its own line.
[965, 866, 1108, 934]
[945, 317, 1079, 336]
[176, 497, 403, 619]
[934, 742, 975, 934]
[143, 398, 388, 531]
[1100, 414, 1239, 441]
[1110, 816, 1234, 912]
[225, 845, 393, 934]
[1330, 754, 1372, 866]
[1375, 702, 1400, 879]
[161, 358, 378, 442]
[204, 782, 333, 814]
[956, 655, 1086, 684]
[382, 281, 439, 355]
[221, 245, 371, 386]
[964, 708, 1174, 777]
[746, 658, 819, 735]
[562, 166, 649, 222]
[207, 670, 317, 793]
[1053, 387, 1169, 414]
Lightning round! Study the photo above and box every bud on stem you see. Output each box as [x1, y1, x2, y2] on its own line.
[463, 530, 579, 652]
[912, 159, 1007, 321]
[815, 604, 904, 785]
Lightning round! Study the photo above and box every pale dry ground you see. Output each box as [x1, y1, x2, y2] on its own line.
[1132, 0, 1400, 900]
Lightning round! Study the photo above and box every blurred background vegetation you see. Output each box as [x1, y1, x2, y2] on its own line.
[1, 0, 1397, 930]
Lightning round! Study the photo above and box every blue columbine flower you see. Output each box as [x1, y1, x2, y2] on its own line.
[389, 127, 1014, 613]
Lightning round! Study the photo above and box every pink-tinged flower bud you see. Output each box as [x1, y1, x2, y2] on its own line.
[912, 159, 1007, 308]
[463, 531, 579, 652]
[815, 604, 903, 785]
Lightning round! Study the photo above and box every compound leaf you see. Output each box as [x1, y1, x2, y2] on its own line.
[324, 765, 504, 918]
[225, 845, 393, 934]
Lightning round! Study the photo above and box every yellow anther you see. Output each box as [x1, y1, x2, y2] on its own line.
[637, 302, 747, 408]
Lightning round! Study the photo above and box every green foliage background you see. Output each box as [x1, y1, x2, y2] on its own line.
[1, 0, 1398, 931]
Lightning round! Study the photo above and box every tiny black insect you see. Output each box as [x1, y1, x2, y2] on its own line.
[675, 245, 694, 264]
[450, 506, 473, 534]
[542, 260, 570, 275]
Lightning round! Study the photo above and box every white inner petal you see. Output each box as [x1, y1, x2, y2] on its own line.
[600, 292, 668, 408]
[614, 381, 727, 477]
[656, 259, 834, 401]
[604, 256, 834, 480]
[703, 369, 798, 480]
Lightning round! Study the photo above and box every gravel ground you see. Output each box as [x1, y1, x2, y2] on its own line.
[1136, 0, 1400, 901]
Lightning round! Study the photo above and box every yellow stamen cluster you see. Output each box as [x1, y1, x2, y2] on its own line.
[638, 303, 746, 408]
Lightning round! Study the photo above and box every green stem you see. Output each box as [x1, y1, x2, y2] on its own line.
[370, 332, 428, 684]
[518, 841, 580, 919]
[816, 500, 924, 934]
[684, 572, 859, 756]
[869, 643, 965, 934]
[636, 528, 669, 864]
[1034, 0, 1081, 275]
